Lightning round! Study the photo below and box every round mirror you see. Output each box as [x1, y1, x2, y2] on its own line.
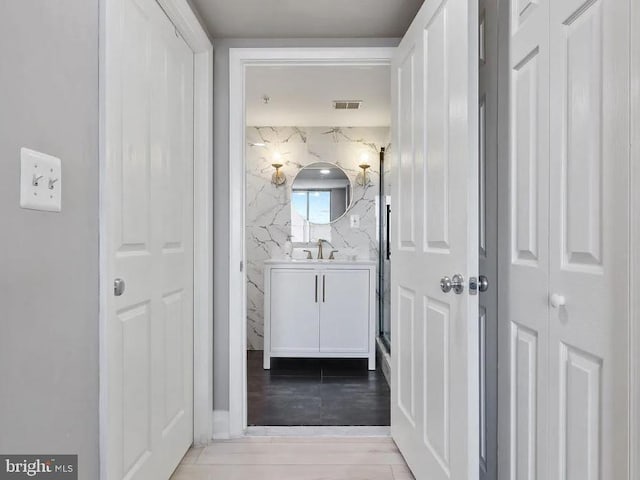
[291, 162, 352, 224]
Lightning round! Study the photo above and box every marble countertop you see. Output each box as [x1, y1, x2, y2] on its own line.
[264, 258, 377, 266]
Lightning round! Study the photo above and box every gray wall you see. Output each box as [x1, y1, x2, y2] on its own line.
[0, 1, 100, 477]
[212, 38, 399, 411]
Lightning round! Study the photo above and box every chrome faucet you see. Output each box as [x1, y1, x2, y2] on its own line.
[317, 238, 334, 259]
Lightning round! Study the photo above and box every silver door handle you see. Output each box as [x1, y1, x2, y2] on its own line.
[469, 275, 489, 295]
[478, 275, 489, 292]
[440, 274, 464, 294]
[323, 274, 326, 302]
[114, 278, 125, 296]
[451, 274, 464, 294]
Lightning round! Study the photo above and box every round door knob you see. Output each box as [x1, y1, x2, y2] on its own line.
[478, 275, 489, 292]
[451, 274, 465, 294]
[550, 293, 566, 308]
[440, 277, 452, 293]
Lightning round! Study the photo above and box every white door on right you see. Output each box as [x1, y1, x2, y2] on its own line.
[548, 0, 630, 478]
[506, 0, 631, 478]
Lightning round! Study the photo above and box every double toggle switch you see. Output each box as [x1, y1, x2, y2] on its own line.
[20, 148, 62, 212]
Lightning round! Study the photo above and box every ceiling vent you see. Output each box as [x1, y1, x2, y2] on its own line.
[333, 100, 362, 110]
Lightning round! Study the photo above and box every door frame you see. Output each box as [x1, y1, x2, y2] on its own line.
[632, 0, 640, 476]
[228, 46, 395, 436]
[98, 0, 214, 476]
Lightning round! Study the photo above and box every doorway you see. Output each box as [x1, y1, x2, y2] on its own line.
[228, 48, 396, 435]
[241, 63, 393, 427]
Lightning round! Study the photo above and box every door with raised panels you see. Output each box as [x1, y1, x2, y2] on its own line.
[504, 0, 631, 477]
[104, 0, 195, 478]
[505, 0, 551, 478]
[390, 0, 479, 477]
[548, 0, 630, 478]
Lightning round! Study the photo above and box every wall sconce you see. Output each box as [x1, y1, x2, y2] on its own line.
[356, 153, 371, 186]
[271, 163, 286, 186]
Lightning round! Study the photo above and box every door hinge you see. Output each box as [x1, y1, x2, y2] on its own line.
[240, 261, 244, 272]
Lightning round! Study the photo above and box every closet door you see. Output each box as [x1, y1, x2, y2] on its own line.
[548, 0, 630, 478]
[104, 0, 194, 477]
[505, 0, 551, 478]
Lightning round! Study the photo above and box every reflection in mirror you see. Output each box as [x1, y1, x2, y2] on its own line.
[290, 162, 352, 243]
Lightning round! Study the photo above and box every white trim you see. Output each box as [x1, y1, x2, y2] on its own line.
[212, 410, 231, 441]
[191, 46, 214, 447]
[228, 47, 395, 437]
[630, 0, 639, 476]
[156, 0, 211, 53]
[99, 0, 213, 477]
[98, 2, 108, 477]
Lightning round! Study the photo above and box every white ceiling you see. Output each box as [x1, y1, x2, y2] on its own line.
[189, 0, 423, 38]
[245, 65, 390, 126]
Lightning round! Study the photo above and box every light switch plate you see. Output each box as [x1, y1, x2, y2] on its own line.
[20, 148, 62, 212]
[350, 214, 360, 229]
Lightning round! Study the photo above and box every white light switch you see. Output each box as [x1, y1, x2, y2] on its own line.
[350, 214, 360, 229]
[20, 148, 62, 212]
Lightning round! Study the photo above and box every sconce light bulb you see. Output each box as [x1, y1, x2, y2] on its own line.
[357, 158, 371, 186]
[271, 161, 286, 187]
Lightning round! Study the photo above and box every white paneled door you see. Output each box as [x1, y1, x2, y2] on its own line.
[505, 0, 631, 478]
[390, 0, 479, 478]
[548, 0, 630, 478]
[506, 1, 551, 478]
[104, 0, 195, 478]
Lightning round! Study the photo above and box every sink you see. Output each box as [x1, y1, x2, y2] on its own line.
[268, 246, 370, 263]
[266, 258, 375, 266]
[289, 258, 335, 262]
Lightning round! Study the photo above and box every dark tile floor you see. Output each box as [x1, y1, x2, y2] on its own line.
[247, 350, 391, 426]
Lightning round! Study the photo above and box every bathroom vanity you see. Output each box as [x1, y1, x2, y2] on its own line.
[263, 259, 376, 370]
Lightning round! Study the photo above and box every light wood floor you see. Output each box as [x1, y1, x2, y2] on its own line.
[171, 436, 415, 480]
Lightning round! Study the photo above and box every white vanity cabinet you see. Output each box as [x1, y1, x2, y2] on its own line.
[264, 261, 376, 370]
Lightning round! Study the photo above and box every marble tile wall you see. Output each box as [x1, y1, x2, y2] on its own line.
[246, 126, 390, 350]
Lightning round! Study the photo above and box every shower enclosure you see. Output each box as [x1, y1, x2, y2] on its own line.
[378, 148, 391, 352]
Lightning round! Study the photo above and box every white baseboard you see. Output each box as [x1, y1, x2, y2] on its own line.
[212, 409, 230, 440]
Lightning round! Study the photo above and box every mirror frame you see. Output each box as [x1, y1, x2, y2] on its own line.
[290, 162, 354, 225]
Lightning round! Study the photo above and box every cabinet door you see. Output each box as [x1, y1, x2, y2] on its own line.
[319, 269, 370, 353]
[270, 269, 320, 353]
